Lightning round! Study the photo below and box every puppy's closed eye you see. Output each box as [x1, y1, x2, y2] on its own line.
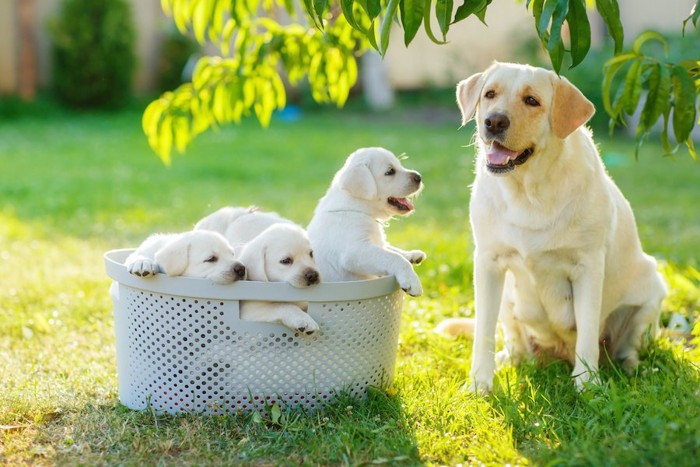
[280, 257, 293, 265]
[204, 255, 218, 263]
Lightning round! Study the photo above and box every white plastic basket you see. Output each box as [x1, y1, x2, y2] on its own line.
[104, 249, 403, 414]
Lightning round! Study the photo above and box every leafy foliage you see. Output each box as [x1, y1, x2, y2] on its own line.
[49, 0, 136, 109]
[603, 31, 699, 158]
[143, 0, 699, 163]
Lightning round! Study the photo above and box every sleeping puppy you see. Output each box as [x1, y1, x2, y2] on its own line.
[194, 206, 291, 245]
[125, 230, 246, 284]
[307, 147, 425, 296]
[452, 62, 666, 393]
[196, 208, 321, 334]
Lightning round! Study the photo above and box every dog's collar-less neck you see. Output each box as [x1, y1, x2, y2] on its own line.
[322, 209, 389, 225]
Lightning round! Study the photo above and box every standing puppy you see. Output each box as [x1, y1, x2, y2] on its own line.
[308, 147, 425, 296]
[454, 62, 666, 392]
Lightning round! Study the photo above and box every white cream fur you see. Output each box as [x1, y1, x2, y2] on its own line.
[453, 62, 666, 393]
[196, 207, 320, 334]
[307, 147, 426, 296]
[125, 230, 244, 285]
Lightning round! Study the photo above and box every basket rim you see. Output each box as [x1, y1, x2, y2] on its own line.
[105, 249, 400, 301]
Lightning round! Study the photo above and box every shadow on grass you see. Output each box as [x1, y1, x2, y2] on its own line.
[32, 389, 420, 465]
[489, 341, 700, 465]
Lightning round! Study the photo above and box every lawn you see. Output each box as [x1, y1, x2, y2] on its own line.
[0, 101, 699, 465]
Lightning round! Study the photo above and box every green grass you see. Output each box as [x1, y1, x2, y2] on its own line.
[1, 102, 699, 465]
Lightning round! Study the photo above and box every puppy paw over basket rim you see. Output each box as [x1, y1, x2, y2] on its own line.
[104, 249, 404, 415]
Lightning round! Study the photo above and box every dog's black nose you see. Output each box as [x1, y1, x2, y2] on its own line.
[484, 113, 510, 135]
[305, 269, 320, 285]
[412, 172, 422, 184]
[233, 263, 246, 279]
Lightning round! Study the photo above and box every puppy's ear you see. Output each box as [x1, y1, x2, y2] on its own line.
[238, 243, 268, 281]
[456, 72, 484, 125]
[338, 163, 377, 200]
[154, 235, 190, 276]
[551, 76, 595, 139]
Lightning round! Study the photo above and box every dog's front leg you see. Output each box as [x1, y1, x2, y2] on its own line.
[240, 301, 319, 335]
[571, 253, 605, 389]
[343, 245, 423, 296]
[386, 244, 426, 265]
[469, 252, 505, 394]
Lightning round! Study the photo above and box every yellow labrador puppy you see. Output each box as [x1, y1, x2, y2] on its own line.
[307, 147, 425, 296]
[453, 62, 666, 392]
[196, 207, 321, 334]
[125, 230, 246, 284]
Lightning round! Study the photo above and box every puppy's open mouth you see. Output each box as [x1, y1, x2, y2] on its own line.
[388, 196, 415, 213]
[486, 142, 534, 174]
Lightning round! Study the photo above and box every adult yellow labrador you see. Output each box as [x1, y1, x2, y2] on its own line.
[454, 62, 666, 393]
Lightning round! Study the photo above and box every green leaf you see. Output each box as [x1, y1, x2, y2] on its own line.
[619, 59, 642, 115]
[380, 0, 400, 55]
[435, 0, 454, 39]
[632, 30, 669, 57]
[602, 53, 636, 117]
[422, 0, 448, 45]
[366, 0, 382, 19]
[531, 0, 545, 36]
[567, 0, 590, 68]
[270, 403, 281, 425]
[474, 0, 492, 24]
[640, 63, 671, 132]
[454, 0, 488, 23]
[596, 0, 623, 53]
[545, 0, 569, 73]
[671, 65, 697, 144]
[341, 0, 364, 32]
[313, 0, 328, 19]
[401, 0, 426, 46]
[682, 0, 699, 34]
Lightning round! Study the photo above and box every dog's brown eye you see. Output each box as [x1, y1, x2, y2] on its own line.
[484, 90, 496, 99]
[280, 257, 293, 265]
[525, 96, 540, 106]
[385, 167, 396, 176]
[204, 256, 218, 263]
[309, 250, 314, 259]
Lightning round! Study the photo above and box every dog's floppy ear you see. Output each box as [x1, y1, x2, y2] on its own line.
[238, 242, 268, 281]
[154, 235, 191, 276]
[338, 162, 377, 200]
[456, 72, 484, 125]
[551, 76, 595, 139]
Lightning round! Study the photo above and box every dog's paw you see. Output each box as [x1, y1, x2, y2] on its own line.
[467, 378, 494, 395]
[573, 369, 602, 391]
[284, 313, 320, 336]
[127, 258, 159, 277]
[406, 249, 427, 265]
[397, 271, 423, 296]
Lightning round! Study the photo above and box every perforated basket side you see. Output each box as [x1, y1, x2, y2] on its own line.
[112, 281, 403, 414]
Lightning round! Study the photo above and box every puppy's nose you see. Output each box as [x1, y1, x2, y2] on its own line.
[412, 172, 422, 184]
[484, 113, 510, 135]
[305, 269, 320, 285]
[233, 263, 246, 280]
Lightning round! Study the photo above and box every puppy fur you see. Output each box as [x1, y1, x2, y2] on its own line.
[452, 62, 666, 393]
[196, 208, 321, 334]
[307, 147, 425, 296]
[125, 230, 246, 284]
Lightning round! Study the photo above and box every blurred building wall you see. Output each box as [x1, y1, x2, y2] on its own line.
[0, 0, 696, 97]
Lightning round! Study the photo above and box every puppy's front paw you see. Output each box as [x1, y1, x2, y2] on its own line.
[127, 258, 159, 277]
[406, 250, 427, 265]
[284, 313, 320, 336]
[397, 270, 423, 296]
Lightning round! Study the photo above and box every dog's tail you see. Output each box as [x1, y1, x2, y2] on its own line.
[434, 317, 475, 337]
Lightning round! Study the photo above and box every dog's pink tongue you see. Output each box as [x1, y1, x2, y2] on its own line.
[487, 142, 519, 165]
[396, 197, 414, 211]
